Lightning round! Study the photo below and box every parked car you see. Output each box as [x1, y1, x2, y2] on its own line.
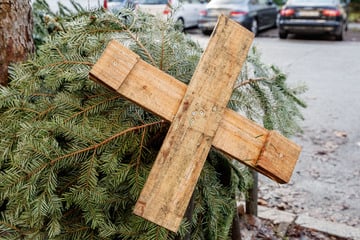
[31, 0, 105, 12]
[106, 0, 129, 10]
[172, 0, 208, 30]
[106, 0, 206, 30]
[278, 0, 349, 40]
[198, 0, 278, 35]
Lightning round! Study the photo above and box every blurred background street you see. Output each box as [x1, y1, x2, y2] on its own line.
[188, 26, 360, 229]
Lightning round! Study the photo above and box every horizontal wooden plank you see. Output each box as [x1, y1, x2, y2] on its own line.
[90, 40, 300, 184]
[90, 41, 139, 90]
[257, 130, 302, 183]
[89, 16, 301, 232]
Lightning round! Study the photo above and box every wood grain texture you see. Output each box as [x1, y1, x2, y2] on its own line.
[89, 16, 301, 232]
[89, 40, 300, 185]
[256, 131, 302, 183]
[132, 15, 253, 232]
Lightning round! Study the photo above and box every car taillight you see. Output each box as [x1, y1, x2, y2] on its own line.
[322, 9, 341, 17]
[280, 8, 295, 17]
[104, 0, 108, 9]
[163, 6, 171, 15]
[230, 11, 247, 17]
[199, 10, 208, 16]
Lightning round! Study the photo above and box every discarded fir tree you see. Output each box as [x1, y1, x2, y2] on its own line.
[0, 2, 306, 239]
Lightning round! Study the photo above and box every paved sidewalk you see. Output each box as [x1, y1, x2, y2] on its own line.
[349, 22, 360, 31]
[259, 206, 360, 240]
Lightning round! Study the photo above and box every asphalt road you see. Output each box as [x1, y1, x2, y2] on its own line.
[188, 28, 360, 228]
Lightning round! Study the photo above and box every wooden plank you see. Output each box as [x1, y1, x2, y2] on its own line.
[89, 42, 139, 90]
[256, 131, 302, 182]
[89, 15, 302, 232]
[90, 41, 300, 185]
[132, 15, 253, 232]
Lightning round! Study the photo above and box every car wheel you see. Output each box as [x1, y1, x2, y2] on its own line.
[279, 31, 288, 39]
[176, 18, 185, 32]
[335, 24, 344, 41]
[250, 18, 258, 36]
[201, 29, 212, 35]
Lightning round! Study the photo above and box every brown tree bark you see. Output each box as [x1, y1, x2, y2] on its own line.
[0, 0, 34, 86]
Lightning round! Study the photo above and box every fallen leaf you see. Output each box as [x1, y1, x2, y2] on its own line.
[257, 198, 268, 206]
[334, 130, 347, 138]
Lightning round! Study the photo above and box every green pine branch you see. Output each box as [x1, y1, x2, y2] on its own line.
[0, 2, 306, 239]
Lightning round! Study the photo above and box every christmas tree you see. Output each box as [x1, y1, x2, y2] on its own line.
[0, 1, 306, 239]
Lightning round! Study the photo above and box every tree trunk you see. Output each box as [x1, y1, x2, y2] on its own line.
[0, 0, 34, 86]
[231, 206, 242, 240]
[246, 169, 258, 216]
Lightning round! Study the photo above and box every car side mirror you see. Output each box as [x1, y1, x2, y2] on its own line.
[267, 0, 274, 5]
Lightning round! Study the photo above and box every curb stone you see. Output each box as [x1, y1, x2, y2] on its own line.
[258, 206, 296, 224]
[258, 206, 360, 240]
[295, 214, 360, 240]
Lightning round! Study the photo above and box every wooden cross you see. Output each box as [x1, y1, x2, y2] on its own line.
[89, 15, 301, 232]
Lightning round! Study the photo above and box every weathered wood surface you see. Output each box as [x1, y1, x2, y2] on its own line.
[133, 16, 253, 232]
[89, 40, 301, 185]
[89, 16, 301, 232]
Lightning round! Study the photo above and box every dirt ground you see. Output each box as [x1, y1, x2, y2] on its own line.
[238, 213, 353, 240]
[189, 26, 360, 238]
[258, 127, 360, 226]
[254, 27, 360, 238]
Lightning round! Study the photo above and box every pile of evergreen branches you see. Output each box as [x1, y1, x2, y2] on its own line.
[0, 1, 306, 239]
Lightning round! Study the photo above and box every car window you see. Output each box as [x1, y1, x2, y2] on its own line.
[138, 0, 168, 4]
[289, 0, 339, 4]
[179, 0, 201, 3]
[210, 0, 247, 4]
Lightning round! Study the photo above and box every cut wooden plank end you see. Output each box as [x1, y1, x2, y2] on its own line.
[134, 200, 183, 232]
[89, 40, 139, 90]
[256, 130, 302, 183]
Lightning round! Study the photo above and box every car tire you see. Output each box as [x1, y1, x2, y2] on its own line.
[279, 31, 288, 39]
[250, 18, 258, 36]
[335, 24, 344, 41]
[201, 30, 212, 35]
[176, 18, 185, 32]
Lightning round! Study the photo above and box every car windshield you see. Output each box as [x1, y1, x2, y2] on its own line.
[210, 0, 247, 4]
[289, 0, 338, 4]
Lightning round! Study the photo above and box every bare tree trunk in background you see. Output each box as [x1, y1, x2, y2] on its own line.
[0, 0, 34, 86]
[246, 169, 258, 216]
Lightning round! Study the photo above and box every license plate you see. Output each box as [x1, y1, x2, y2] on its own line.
[202, 21, 216, 29]
[298, 10, 320, 17]
[208, 10, 229, 17]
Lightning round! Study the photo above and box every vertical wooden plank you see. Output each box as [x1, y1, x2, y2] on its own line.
[133, 16, 254, 232]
